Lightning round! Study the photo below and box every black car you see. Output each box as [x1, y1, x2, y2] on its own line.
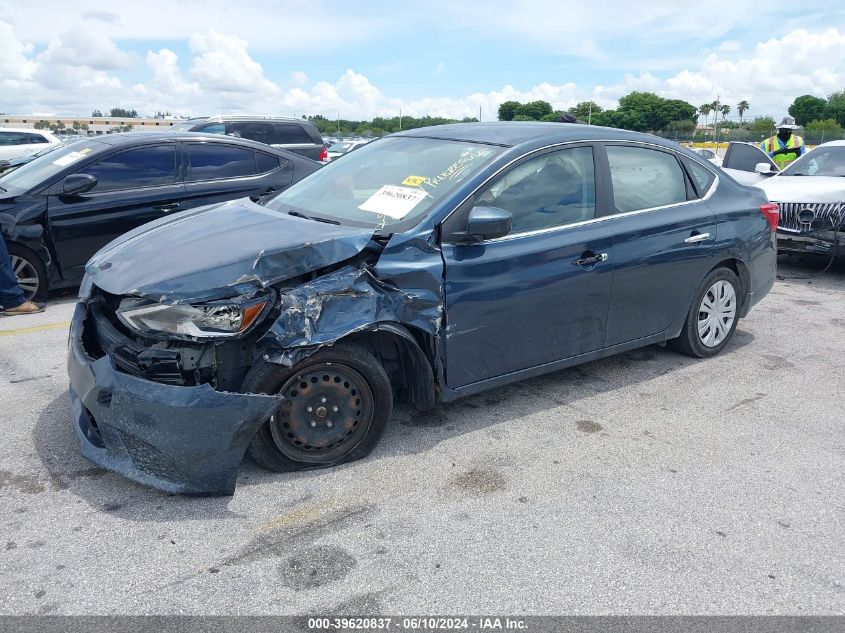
[67, 123, 777, 495]
[167, 116, 327, 162]
[0, 132, 321, 302]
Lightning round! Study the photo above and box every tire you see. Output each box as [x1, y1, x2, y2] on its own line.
[243, 343, 393, 472]
[670, 267, 741, 358]
[7, 243, 48, 303]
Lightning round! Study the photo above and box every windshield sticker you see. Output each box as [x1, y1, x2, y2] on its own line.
[423, 147, 494, 190]
[401, 175, 426, 187]
[358, 185, 429, 219]
[52, 148, 92, 167]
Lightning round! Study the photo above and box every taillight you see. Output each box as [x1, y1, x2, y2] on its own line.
[760, 202, 779, 231]
[319, 146, 328, 162]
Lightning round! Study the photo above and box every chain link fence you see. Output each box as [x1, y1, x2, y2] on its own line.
[654, 126, 844, 146]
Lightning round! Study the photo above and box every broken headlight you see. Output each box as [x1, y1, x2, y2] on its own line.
[116, 296, 269, 339]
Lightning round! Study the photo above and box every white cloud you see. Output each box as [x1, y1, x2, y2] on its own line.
[2, 16, 844, 126]
[290, 71, 309, 86]
[188, 30, 279, 95]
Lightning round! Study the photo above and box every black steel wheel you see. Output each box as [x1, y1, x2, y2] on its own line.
[243, 344, 392, 472]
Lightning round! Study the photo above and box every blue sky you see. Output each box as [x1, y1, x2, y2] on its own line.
[1, 1, 844, 119]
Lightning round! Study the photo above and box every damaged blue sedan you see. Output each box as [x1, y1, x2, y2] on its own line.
[68, 123, 778, 495]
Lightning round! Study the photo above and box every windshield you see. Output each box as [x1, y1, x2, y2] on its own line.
[166, 120, 206, 131]
[781, 146, 845, 177]
[328, 142, 354, 153]
[265, 136, 504, 230]
[0, 139, 106, 193]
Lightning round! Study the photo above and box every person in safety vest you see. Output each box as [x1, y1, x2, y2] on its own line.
[761, 116, 805, 168]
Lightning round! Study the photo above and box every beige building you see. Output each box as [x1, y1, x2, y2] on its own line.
[1, 115, 182, 135]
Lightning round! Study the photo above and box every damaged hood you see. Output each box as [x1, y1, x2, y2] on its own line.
[85, 198, 375, 302]
[755, 176, 845, 203]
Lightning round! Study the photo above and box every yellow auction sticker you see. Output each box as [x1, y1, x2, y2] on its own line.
[401, 175, 426, 187]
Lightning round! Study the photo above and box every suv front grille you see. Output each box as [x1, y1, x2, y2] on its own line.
[776, 202, 844, 234]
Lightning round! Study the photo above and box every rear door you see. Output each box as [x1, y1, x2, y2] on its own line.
[47, 143, 185, 280]
[601, 143, 718, 346]
[268, 122, 322, 160]
[442, 144, 614, 388]
[183, 142, 293, 209]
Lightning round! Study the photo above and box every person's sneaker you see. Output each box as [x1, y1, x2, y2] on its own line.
[3, 300, 45, 316]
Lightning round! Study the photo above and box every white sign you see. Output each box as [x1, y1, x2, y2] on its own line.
[52, 149, 91, 167]
[358, 185, 428, 219]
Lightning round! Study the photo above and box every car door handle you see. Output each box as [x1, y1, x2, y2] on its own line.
[153, 203, 181, 213]
[684, 232, 711, 244]
[572, 252, 608, 267]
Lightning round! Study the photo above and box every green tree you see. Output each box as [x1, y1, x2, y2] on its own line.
[803, 118, 844, 143]
[823, 91, 845, 128]
[50, 121, 66, 133]
[71, 120, 81, 132]
[568, 101, 602, 121]
[788, 95, 827, 126]
[516, 100, 553, 120]
[91, 110, 103, 117]
[33, 120, 51, 130]
[497, 101, 521, 121]
[748, 116, 776, 139]
[737, 100, 749, 125]
[109, 107, 138, 118]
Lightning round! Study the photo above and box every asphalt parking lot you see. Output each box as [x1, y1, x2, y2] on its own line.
[0, 256, 843, 616]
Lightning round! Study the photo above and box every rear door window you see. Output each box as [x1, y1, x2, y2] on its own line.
[255, 152, 281, 173]
[225, 122, 272, 145]
[606, 145, 688, 212]
[269, 123, 313, 144]
[186, 143, 257, 181]
[81, 145, 178, 191]
[680, 156, 716, 197]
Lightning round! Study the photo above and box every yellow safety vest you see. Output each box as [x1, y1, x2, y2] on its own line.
[763, 134, 803, 167]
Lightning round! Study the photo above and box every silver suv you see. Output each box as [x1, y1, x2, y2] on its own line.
[168, 116, 327, 161]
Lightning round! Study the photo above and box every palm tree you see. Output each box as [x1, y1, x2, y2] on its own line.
[710, 100, 720, 130]
[737, 100, 749, 125]
[699, 104, 712, 139]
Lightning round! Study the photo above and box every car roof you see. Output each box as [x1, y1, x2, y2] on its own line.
[394, 122, 674, 148]
[817, 140, 845, 147]
[87, 131, 301, 154]
[200, 115, 314, 124]
[0, 127, 55, 135]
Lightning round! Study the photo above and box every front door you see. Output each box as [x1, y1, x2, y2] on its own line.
[47, 143, 185, 280]
[601, 143, 718, 346]
[441, 144, 614, 389]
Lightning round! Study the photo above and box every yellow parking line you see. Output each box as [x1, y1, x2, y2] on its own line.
[0, 321, 71, 337]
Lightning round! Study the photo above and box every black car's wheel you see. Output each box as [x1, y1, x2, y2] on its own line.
[243, 344, 392, 472]
[7, 243, 48, 303]
[670, 267, 740, 358]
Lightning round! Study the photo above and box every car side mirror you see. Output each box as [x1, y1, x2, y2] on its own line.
[463, 205, 512, 242]
[754, 162, 777, 176]
[62, 174, 97, 196]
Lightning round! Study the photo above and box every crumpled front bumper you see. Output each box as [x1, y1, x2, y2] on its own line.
[67, 303, 283, 495]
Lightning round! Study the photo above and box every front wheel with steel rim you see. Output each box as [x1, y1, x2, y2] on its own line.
[6, 243, 48, 303]
[244, 343, 393, 472]
[670, 267, 741, 358]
